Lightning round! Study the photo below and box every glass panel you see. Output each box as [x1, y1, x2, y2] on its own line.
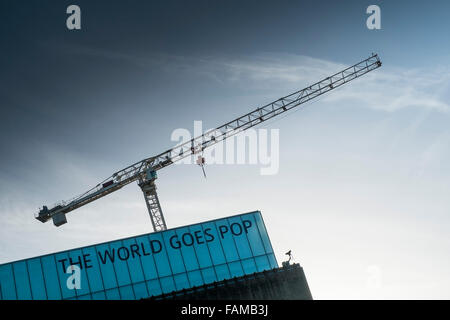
[135, 235, 158, 280]
[268, 253, 278, 269]
[189, 224, 213, 268]
[160, 276, 175, 294]
[147, 279, 162, 297]
[123, 238, 145, 284]
[176, 227, 199, 272]
[27, 258, 47, 300]
[228, 216, 252, 259]
[228, 261, 244, 278]
[214, 264, 230, 281]
[81, 246, 104, 294]
[41, 256, 62, 300]
[109, 241, 132, 287]
[162, 229, 185, 275]
[174, 273, 190, 291]
[241, 212, 266, 256]
[148, 233, 172, 277]
[254, 212, 274, 254]
[95, 244, 118, 290]
[12, 261, 32, 300]
[255, 255, 271, 272]
[201, 267, 216, 284]
[187, 270, 203, 287]
[0, 264, 17, 300]
[119, 285, 135, 300]
[214, 219, 239, 262]
[92, 291, 106, 300]
[202, 222, 226, 265]
[77, 294, 91, 300]
[133, 282, 149, 300]
[241, 258, 257, 275]
[105, 288, 120, 300]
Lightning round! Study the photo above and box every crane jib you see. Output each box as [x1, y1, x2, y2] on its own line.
[36, 54, 382, 227]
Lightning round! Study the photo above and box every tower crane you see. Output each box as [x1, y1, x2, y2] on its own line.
[36, 54, 382, 231]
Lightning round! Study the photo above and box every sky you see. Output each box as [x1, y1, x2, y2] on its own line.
[1, 0, 450, 299]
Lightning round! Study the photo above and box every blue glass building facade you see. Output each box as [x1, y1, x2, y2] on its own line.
[0, 211, 277, 300]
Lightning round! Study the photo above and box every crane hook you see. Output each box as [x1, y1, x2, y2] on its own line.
[196, 155, 207, 179]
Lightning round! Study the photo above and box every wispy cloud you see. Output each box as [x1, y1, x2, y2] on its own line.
[324, 66, 450, 113]
[66, 45, 450, 113]
[180, 53, 450, 113]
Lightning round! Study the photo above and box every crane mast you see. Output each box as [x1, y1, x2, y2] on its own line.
[36, 54, 382, 231]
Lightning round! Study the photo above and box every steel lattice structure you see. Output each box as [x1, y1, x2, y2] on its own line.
[36, 53, 382, 231]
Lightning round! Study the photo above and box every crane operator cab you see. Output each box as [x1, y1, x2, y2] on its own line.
[52, 212, 67, 227]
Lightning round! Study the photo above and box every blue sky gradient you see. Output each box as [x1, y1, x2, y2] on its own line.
[1, 0, 449, 299]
